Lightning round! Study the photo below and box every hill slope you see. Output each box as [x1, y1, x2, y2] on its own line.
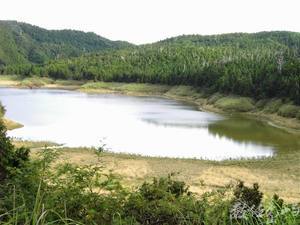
[1, 28, 300, 103]
[0, 20, 132, 65]
[156, 31, 300, 50]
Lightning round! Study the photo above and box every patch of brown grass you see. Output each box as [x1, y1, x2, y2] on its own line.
[29, 147, 300, 203]
[3, 117, 23, 130]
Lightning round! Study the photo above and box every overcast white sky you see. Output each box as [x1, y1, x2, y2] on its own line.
[1, 0, 299, 44]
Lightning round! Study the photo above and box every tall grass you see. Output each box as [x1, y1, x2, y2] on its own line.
[0, 183, 82, 225]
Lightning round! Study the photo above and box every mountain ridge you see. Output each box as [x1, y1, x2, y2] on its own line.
[0, 20, 133, 65]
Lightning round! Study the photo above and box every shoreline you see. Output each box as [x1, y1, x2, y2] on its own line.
[25, 145, 300, 203]
[165, 93, 300, 134]
[14, 138, 299, 202]
[0, 75, 300, 133]
[1, 76, 299, 202]
[81, 88, 300, 133]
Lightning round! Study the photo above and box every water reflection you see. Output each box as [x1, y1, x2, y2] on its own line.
[208, 116, 300, 154]
[140, 110, 222, 128]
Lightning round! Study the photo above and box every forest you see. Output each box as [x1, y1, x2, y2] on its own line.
[0, 20, 131, 65]
[1, 27, 300, 104]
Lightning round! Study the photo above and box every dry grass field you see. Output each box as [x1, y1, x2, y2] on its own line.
[17, 141, 298, 203]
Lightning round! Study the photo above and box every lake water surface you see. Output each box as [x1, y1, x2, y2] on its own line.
[1, 87, 299, 160]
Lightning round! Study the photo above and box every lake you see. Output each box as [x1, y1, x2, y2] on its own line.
[1, 87, 299, 160]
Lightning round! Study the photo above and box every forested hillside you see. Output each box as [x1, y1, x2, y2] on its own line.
[0, 20, 132, 65]
[1, 25, 300, 103]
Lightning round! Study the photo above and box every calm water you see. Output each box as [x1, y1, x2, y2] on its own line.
[1, 87, 299, 160]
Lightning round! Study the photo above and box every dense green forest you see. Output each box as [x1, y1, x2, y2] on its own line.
[0, 21, 132, 65]
[1, 26, 300, 104]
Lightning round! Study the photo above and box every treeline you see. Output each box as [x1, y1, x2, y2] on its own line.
[2, 31, 300, 103]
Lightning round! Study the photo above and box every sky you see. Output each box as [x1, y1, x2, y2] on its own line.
[1, 0, 300, 44]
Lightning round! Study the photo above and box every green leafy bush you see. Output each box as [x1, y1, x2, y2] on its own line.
[214, 97, 255, 112]
[230, 182, 264, 221]
[263, 99, 284, 113]
[278, 104, 300, 118]
[123, 176, 205, 225]
[207, 93, 224, 105]
[0, 121, 29, 182]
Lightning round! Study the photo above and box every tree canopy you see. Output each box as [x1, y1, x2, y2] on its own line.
[1, 24, 300, 104]
[0, 20, 132, 65]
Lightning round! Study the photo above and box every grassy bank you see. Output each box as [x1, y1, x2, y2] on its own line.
[12, 139, 60, 149]
[0, 75, 84, 90]
[22, 145, 299, 203]
[12, 139, 300, 205]
[1, 75, 299, 132]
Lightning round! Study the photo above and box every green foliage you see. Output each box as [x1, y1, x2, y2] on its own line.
[122, 176, 205, 224]
[0, 146, 299, 225]
[255, 99, 268, 109]
[167, 86, 203, 98]
[1, 26, 300, 104]
[201, 188, 232, 224]
[18, 76, 53, 88]
[0, 20, 132, 65]
[3, 30, 300, 104]
[278, 104, 300, 118]
[264, 195, 300, 225]
[230, 182, 264, 223]
[263, 99, 284, 113]
[82, 82, 170, 95]
[233, 182, 263, 209]
[207, 93, 224, 105]
[214, 97, 255, 112]
[0, 120, 29, 181]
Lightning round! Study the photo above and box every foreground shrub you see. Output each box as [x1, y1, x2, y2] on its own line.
[278, 104, 300, 118]
[230, 182, 264, 223]
[123, 176, 205, 225]
[0, 120, 29, 182]
[1, 156, 299, 225]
